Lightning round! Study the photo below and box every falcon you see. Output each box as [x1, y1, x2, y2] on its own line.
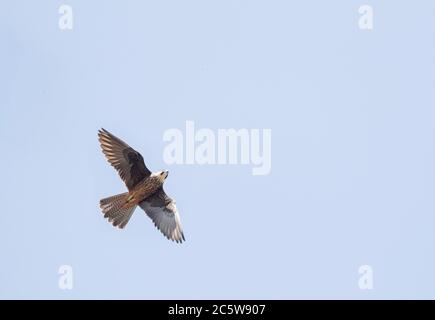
[98, 128, 185, 243]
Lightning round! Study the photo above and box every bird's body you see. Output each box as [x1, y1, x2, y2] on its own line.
[122, 173, 165, 208]
[98, 128, 185, 243]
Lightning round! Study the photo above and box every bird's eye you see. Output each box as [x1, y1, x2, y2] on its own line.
[160, 172, 164, 175]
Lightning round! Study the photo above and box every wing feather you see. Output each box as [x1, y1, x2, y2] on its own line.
[98, 128, 151, 189]
[139, 188, 185, 243]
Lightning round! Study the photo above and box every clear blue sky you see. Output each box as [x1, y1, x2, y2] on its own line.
[1, 1, 435, 299]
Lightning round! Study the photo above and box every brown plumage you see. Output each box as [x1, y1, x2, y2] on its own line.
[98, 128, 185, 243]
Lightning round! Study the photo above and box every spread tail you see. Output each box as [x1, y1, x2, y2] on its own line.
[100, 192, 137, 229]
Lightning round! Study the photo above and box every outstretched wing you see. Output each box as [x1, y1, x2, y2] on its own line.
[139, 188, 185, 243]
[98, 128, 151, 190]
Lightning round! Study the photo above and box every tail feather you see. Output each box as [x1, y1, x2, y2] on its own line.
[100, 192, 137, 229]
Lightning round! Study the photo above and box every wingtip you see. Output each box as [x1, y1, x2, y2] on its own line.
[176, 233, 185, 244]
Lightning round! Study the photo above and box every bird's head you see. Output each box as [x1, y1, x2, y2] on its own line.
[158, 170, 169, 182]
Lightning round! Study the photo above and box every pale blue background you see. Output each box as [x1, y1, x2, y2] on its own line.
[1, 1, 435, 299]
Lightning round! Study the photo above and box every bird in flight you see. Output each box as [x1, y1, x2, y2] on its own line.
[98, 128, 185, 243]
